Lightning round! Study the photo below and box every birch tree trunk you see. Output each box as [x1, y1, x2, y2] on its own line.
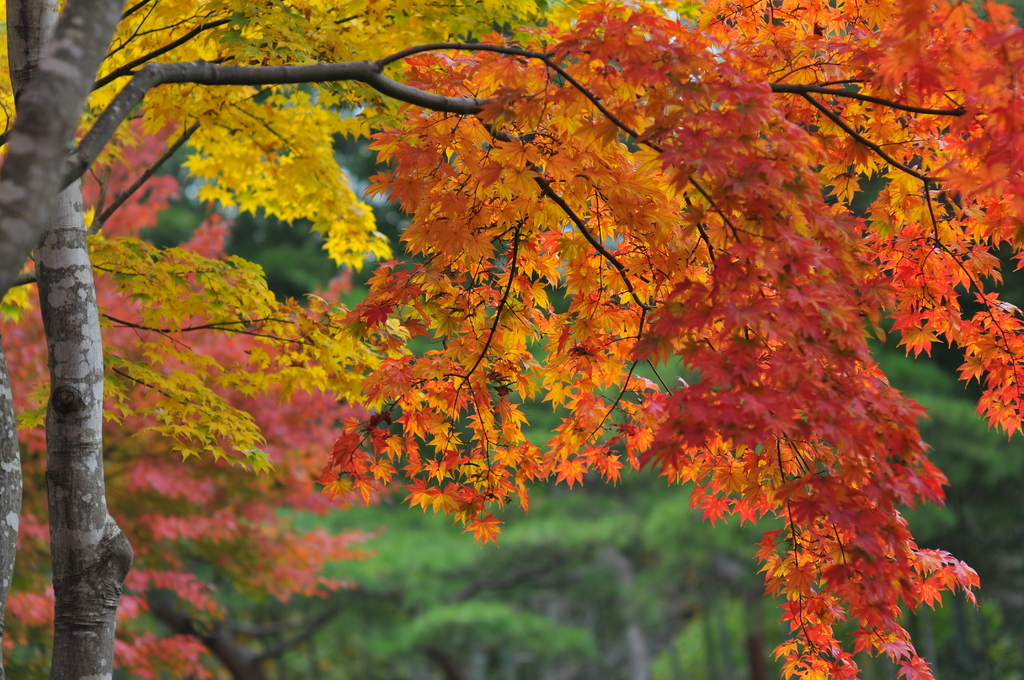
[37, 182, 132, 680]
[0, 341, 20, 680]
[0, 1, 60, 674]
[0, 0, 125, 297]
[9, 2, 134, 672]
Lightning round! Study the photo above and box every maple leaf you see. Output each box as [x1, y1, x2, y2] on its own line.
[554, 457, 587, 489]
[465, 514, 503, 545]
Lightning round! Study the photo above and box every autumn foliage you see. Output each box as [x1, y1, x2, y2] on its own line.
[2, 0, 1024, 677]
[1, 128, 371, 678]
[316, 1, 1024, 678]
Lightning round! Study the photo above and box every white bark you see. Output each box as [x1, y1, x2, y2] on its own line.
[6, 0, 59, 101]
[0, 0, 60, 674]
[37, 182, 132, 680]
[0, 0, 126, 298]
[0, 339, 20, 680]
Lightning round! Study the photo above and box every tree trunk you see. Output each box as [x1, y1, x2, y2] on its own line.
[604, 547, 652, 680]
[149, 598, 271, 680]
[0, 340, 21, 680]
[6, 0, 59, 102]
[0, 0, 126, 297]
[701, 578, 721, 680]
[7, 0, 134, 675]
[423, 646, 466, 680]
[37, 182, 132, 680]
[0, 2, 51, 676]
[743, 589, 767, 680]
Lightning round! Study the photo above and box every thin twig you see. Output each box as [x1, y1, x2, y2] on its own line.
[685, 196, 717, 261]
[540, 56, 644, 140]
[378, 42, 553, 67]
[94, 19, 231, 90]
[646, 360, 674, 394]
[110, 365, 174, 400]
[583, 305, 649, 444]
[530, 60, 746, 251]
[88, 122, 199, 235]
[689, 178, 741, 242]
[532, 175, 650, 310]
[103, 313, 305, 345]
[455, 226, 523, 399]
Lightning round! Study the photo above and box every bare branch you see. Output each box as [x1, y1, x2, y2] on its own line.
[102, 313, 304, 345]
[533, 175, 650, 311]
[250, 603, 346, 662]
[771, 83, 965, 116]
[88, 121, 198, 235]
[120, 0, 151, 20]
[149, 598, 270, 680]
[63, 58, 486, 188]
[12, 270, 36, 287]
[423, 647, 467, 680]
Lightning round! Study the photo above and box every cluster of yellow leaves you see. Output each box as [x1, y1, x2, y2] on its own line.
[77, 0, 584, 270]
[84, 235, 378, 470]
[0, 0, 586, 467]
[0, 276, 32, 322]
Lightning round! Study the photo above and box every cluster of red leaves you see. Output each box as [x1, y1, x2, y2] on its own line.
[2, 123, 371, 678]
[319, 1, 1024, 678]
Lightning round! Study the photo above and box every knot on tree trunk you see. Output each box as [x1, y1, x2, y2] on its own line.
[53, 515, 132, 626]
[99, 513, 133, 586]
[50, 385, 84, 414]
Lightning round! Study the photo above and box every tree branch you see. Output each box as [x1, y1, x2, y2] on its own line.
[63, 57, 486, 188]
[120, 0, 151, 20]
[532, 174, 650, 310]
[423, 646, 467, 680]
[93, 19, 231, 90]
[0, 0, 127, 297]
[149, 598, 270, 680]
[456, 226, 522, 397]
[102, 313, 305, 345]
[771, 83, 965, 116]
[799, 92, 933, 181]
[250, 602, 346, 662]
[378, 41, 552, 67]
[539, 56, 644, 140]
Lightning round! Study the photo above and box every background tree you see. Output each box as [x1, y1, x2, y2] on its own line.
[1, 124, 375, 679]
